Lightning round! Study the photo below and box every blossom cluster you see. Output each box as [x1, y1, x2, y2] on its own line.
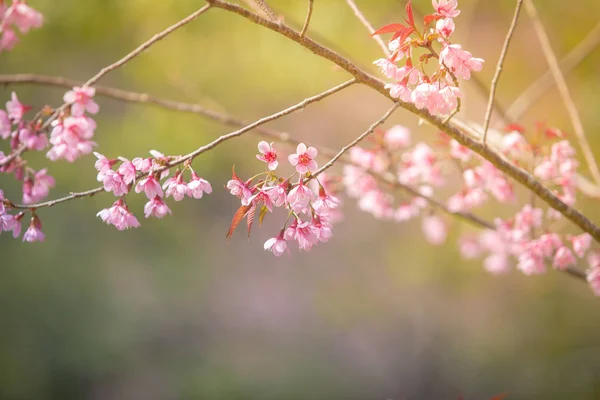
[0, 0, 43, 54]
[373, 0, 483, 116]
[95, 150, 212, 230]
[227, 141, 341, 256]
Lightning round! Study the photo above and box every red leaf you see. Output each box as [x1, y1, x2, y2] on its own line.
[372, 23, 406, 36]
[226, 204, 251, 239]
[405, 0, 415, 26]
[391, 26, 414, 43]
[246, 204, 257, 237]
[424, 14, 441, 26]
[231, 165, 240, 182]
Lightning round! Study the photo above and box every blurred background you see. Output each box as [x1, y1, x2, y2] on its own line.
[1, 0, 600, 398]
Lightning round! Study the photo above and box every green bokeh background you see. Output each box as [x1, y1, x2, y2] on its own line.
[1, 1, 600, 399]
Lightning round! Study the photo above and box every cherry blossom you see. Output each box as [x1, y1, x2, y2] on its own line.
[6, 92, 30, 123]
[22, 215, 45, 243]
[288, 143, 318, 175]
[97, 199, 141, 230]
[144, 196, 172, 219]
[422, 215, 447, 245]
[256, 141, 278, 170]
[432, 0, 460, 18]
[264, 233, 287, 257]
[187, 172, 212, 199]
[135, 175, 163, 199]
[439, 44, 484, 80]
[63, 86, 99, 117]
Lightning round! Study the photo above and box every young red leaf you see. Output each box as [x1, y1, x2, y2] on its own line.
[226, 204, 251, 239]
[372, 23, 406, 36]
[423, 14, 441, 26]
[405, 0, 415, 27]
[246, 204, 257, 237]
[391, 26, 414, 43]
[231, 164, 240, 182]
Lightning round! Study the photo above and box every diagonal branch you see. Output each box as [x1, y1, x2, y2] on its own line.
[505, 20, 600, 122]
[205, 0, 600, 243]
[8, 79, 356, 210]
[345, 0, 391, 57]
[300, 0, 315, 37]
[313, 103, 399, 178]
[481, 0, 524, 144]
[524, 0, 600, 186]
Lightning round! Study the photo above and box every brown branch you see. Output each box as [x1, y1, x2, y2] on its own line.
[524, 0, 600, 186]
[205, 0, 600, 244]
[300, 0, 314, 37]
[345, 0, 391, 57]
[505, 20, 600, 122]
[481, 0, 524, 144]
[9, 79, 356, 210]
[313, 103, 399, 178]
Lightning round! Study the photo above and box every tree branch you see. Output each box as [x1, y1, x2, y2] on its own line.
[345, 0, 391, 57]
[505, 20, 600, 122]
[300, 0, 314, 37]
[205, 0, 600, 243]
[524, 0, 600, 186]
[481, 0, 524, 144]
[8, 79, 356, 210]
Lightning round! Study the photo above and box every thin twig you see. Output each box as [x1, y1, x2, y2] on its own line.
[313, 103, 399, 178]
[9, 79, 356, 210]
[524, 0, 600, 186]
[38, 4, 212, 133]
[481, 0, 524, 144]
[300, 0, 314, 37]
[505, 19, 600, 122]
[206, 0, 600, 244]
[345, 0, 391, 57]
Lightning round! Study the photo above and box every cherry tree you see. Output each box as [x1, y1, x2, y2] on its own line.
[2, 0, 600, 296]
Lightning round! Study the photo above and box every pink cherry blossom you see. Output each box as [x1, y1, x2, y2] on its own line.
[117, 159, 137, 185]
[227, 178, 253, 206]
[144, 196, 171, 219]
[484, 253, 510, 275]
[256, 141, 278, 170]
[102, 170, 129, 196]
[384, 125, 411, 150]
[432, 0, 460, 18]
[22, 168, 55, 204]
[373, 58, 398, 80]
[449, 139, 472, 161]
[93, 152, 116, 181]
[312, 217, 333, 243]
[18, 127, 48, 151]
[537, 233, 563, 257]
[5, 1, 43, 33]
[6, 92, 30, 123]
[163, 171, 188, 201]
[288, 143, 318, 175]
[517, 249, 546, 276]
[385, 82, 412, 102]
[264, 183, 287, 207]
[1, 213, 21, 238]
[47, 116, 97, 162]
[63, 86, 99, 117]
[287, 181, 314, 213]
[312, 192, 340, 217]
[284, 219, 319, 251]
[553, 246, 576, 270]
[439, 44, 484, 80]
[135, 175, 163, 199]
[435, 17, 455, 38]
[570, 233, 592, 258]
[187, 172, 212, 199]
[411, 83, 442, 114]
[0, 27, 18, 53]
[132, 157, 152, 173]
[459, 235, 482, 259]
[22, 216, 44, 243]
[0, 110, 11, 139]
[394, 203, 419, 222]
[97, 199, 141, 230]
[358, 189, 394, 219]
[586, 266, 600, 296]
[422, 215, 447, 245]
[249, 189, 274, 212]
[264, 233, 288, 256]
